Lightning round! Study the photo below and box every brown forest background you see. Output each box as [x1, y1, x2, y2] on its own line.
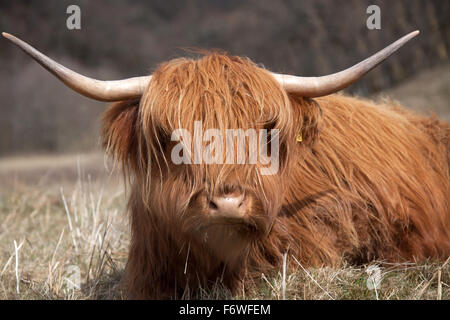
[0, 0, 449, 155]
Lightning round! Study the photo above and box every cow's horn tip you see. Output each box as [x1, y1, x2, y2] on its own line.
[2, 32, 13, 39]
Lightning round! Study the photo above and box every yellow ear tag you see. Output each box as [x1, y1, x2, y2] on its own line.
[296, 132, 303, 142]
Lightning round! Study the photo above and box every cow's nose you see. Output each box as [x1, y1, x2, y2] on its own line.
[208, 194, 246, 218]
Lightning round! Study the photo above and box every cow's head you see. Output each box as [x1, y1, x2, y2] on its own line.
[101, 54, 318, 261]
[3, 31, 418, 262]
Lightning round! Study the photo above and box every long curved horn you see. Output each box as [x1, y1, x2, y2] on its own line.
[272, 31, 419, 97]
[2, 32, 150, 102]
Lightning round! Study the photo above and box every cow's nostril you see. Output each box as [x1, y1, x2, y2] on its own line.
[209, 200, 218, 210]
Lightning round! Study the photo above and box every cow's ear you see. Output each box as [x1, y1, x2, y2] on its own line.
[101, 98, 140, 169]
[289, 96, 322, 147]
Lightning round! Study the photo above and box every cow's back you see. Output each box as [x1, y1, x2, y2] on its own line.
[281, 94, 450, 264]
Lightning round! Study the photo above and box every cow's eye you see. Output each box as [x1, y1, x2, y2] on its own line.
[155, 127, 169, 152]
[261, 121, 277, 157]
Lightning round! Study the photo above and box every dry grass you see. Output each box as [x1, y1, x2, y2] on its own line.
[0, 154, 128, 299]
[0, 154, 448, 300]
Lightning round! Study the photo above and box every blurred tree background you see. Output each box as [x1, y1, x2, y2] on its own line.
[0, 0, 448, 155]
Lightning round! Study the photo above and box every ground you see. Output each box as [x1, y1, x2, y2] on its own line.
[0, 65, 449, 300]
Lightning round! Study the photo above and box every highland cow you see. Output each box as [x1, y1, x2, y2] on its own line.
[4, 31, 449, 299]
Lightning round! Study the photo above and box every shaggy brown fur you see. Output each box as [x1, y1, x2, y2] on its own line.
[101, 53, 450, 299]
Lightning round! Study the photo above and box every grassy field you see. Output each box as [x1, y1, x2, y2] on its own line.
[1, 65, 449, 300]
[0, 153, 448, 300]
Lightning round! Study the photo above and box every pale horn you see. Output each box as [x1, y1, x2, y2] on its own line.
[2, 32, 150, 102]
[272, 31, 419, 97]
